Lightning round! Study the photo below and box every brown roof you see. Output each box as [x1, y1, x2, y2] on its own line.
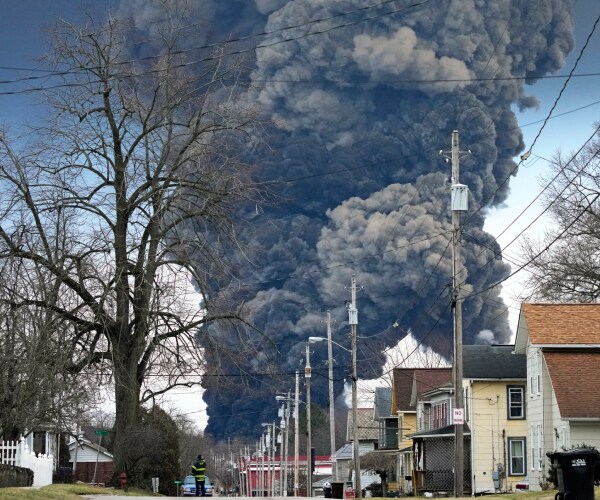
[392, 368, 452, 413]
[346, 408, 378, 441]
[544, 352, 600, 419]
[522, 303, 600, 345]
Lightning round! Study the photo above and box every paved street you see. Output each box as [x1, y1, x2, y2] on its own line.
[85, 497, 310, 500]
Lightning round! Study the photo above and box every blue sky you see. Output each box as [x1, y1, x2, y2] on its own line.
[483, 0, 600, 332]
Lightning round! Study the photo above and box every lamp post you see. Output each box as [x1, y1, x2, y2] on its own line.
[309, 328, 361, 499]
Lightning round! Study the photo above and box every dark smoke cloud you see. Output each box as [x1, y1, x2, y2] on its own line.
[116, 0, 574, 439]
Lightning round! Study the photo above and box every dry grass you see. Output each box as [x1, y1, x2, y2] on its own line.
[0, 483, 152, 499]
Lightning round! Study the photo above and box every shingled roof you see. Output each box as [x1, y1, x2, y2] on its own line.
[346, 408, 378, 442]
[544, 352, 600, 419]
[463, 345, 526, 379]
[392, 368, 452, 413]
[518, 303, 600, 345]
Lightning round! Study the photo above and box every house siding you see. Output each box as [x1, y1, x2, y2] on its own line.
[397, 413, 416, 494]
[526, 344, 545, 491]
[466, 380, 527, 494]
[569, 422, 600, 449]
[516, 302, 600, 492]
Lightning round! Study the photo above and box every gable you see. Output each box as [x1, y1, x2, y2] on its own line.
[520, 303, 600, 345]
[544, 351, 600, 419]
[69, 440, 113, 463]
[393, 368, 452, 413]
[463, 345, 526, 379]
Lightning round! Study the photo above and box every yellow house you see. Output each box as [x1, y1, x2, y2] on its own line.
[463, 345, 527, 494]
[391, 368, 452, 494]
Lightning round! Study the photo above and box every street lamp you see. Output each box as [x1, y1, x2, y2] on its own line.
[309, 331, 361, 499]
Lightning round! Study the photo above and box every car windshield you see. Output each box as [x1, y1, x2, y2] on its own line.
[184, 476, 195, 485]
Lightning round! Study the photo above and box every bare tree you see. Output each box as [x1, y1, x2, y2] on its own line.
[368, 332, 450, 388]
[0, 255, 95, 440]
[0, 15, 266, 481]
[521, 127, 600, 301]
[361, 451, 397, 497]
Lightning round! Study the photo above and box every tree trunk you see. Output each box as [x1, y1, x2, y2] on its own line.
[111, 344, 142, 484]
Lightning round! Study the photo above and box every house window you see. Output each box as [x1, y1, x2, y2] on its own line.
[537, 424, 543, 469]
[507, 386, 525, 419]
[432, 401, 448, 429]
[561, 426, 567, 449]
[537, 351, 542, 394]
[508, 437, 526, 475]
[531, 426, 536, 471]
[529, 353, 535, 396]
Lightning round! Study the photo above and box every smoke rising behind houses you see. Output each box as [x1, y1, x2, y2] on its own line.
[117, 0, 574, 439]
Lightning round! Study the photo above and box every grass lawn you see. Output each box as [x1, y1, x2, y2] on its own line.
[0, 483, 153, 499]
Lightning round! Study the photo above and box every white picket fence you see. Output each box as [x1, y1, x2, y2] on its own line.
[0, 439, 54, 487]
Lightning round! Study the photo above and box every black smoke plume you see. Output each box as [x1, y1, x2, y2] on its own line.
[117, 0, 574, 439]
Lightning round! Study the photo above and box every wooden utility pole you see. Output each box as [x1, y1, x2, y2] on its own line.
[349, 275, 361, 499]
[294, 371, 300, 497]
[305, 345, 312, 497]
[448, 129, 468, 497]
[325, 310, 336, 462]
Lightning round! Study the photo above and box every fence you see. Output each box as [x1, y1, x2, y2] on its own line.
[0, 440, 54, 487]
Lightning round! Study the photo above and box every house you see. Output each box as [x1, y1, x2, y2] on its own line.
[69, 437, 113, 484]
[462, 344, 527, 494]
[333, 442, 354, 486]
[371, 387, 399, 493]
[514, 303, 600, 491]
[410, 381, 471, 495]
[391, 367, 452, 494]
[343, 408, 380, 490]
[374, 387, 397, 450]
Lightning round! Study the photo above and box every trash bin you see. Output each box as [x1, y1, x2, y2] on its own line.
[331, 482, 345, 499]
[547, 448, 600, 500]
[324, 481, 332, 498]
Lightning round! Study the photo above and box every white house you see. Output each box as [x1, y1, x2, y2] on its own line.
[514, 303, 600, 491]
[69, 437, 114, 484]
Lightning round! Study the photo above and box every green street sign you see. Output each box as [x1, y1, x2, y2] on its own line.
[95, 429, 110, 436]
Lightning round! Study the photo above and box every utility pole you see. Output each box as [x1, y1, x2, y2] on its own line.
[284, 392, 291, 496]
[324, 310, 336, 464]
[294, 370, 300, 497]
[445, 129, 469, 498]
[349, 275, 362, 499]
[305, 344, 312, 497]
[270, 424, 275, 496]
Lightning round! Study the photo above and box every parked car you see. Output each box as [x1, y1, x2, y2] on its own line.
[181, 475, 214, 496]
[515, 477, 529, 492]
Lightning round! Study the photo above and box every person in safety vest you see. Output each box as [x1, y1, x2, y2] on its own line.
[191, 454, 207, 497]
